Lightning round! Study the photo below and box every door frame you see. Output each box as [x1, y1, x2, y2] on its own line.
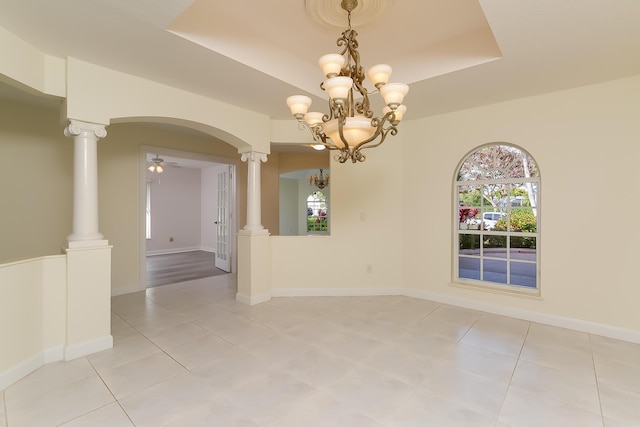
[138, 145, 238, 290]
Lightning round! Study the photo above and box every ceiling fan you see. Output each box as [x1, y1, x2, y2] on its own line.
[147, 155, 178, 173]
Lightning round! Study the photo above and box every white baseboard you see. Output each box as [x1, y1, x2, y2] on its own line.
[1, 337, 113, 392]
[271, 286, 640, 344]
[111, 284, 145, 297]
[236, 291, 271, 305]
[0, 353, 44, 391]
[402, 288, 640, 344]
[43, 345, 64, 364]
[64, 335, 113, 361]
[271, 287, 402, 297]
[146, 247, 202, 256]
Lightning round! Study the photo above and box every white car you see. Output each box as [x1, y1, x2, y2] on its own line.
[482, 212, 506, 230]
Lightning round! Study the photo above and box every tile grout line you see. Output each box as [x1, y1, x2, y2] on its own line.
[52, 357, 136, 427]
[492, 319, 533, 426]
[588, 333, 607, 426]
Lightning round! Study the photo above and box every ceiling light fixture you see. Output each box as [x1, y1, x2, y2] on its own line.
[286, 0, 409, 164]
[147, 155, 164, 174]
[310, 169, 329, 189]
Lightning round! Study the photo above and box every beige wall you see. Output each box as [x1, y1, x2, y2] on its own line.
[271, 139, 405, 291]
[402, 74, 640, 333]
[3, 66, 639, 337]
[0, 100, 72, 263]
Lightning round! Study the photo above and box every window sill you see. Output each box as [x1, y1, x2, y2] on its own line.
[450, 279, 542, 300]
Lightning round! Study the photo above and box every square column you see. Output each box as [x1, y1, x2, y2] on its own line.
[64, 244, 113, 360]
[237, 229, 271, 305]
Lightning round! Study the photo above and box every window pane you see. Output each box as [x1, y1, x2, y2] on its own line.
[480, 208, 505, 231]
[459, 234, 480, 253]
[484, 235, 507, 258]
[458, 185, 482, 207]
[483, 259, 507, 283]
[510, 261, 536, 287]
[510, 236, 536, 258]
[509, 208, 537, 233]
[459, 257, 480, 280]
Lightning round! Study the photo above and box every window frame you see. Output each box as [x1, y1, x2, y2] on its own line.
[453, 144, 541, 296]
[306, 190, 329, 234]
[145, 180, 152, 240]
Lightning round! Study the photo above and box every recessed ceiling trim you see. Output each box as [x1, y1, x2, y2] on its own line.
[305, 0, 394, 29]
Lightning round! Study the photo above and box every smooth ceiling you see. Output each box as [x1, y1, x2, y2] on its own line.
[0, 0, 639, 121]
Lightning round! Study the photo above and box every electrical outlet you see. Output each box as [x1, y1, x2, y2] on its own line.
[366, 264, 372, 273]
[169, 236, 174, 242]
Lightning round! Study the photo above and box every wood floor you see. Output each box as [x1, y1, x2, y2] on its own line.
[146, 250, 228, 288]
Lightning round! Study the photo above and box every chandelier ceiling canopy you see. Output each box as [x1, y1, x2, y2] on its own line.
[286, 0, 409, 164]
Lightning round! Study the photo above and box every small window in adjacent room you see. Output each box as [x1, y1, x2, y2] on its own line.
[306, 191, 329, 234]
[145, 180, 152, 239]
[454, 144, 540, 294]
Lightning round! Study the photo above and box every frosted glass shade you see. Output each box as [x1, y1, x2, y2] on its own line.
[322, 115, 376, 148]
[319, 54, 345, 77]
[383, 104, 407, 122]
[304, 111, 324, 125]
[323, 77, 353, 100]
[367, 64, 392, 87]
[286, 95, 312, 116]
[380, 83, 409, 106]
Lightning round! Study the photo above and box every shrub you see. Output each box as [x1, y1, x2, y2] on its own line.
[492, 209, 537, 248]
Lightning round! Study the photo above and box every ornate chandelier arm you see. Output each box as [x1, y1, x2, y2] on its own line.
[338, 109, 398, 152]
[356, 126, 397, 151]
[363, 111, 401, 148]
[335, 149, 357, 163]
[311, 126, 341, 151]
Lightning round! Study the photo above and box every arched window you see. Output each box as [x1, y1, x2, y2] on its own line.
[454, 144, 540, 294]
[306, 191, 328, 234]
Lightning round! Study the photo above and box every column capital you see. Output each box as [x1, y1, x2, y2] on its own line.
[241, 151, 268, 163]
[64, 120, 108, 139]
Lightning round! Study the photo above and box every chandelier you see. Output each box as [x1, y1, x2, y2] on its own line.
[310, 169, 329, 189]
[286, 0, 409, 164]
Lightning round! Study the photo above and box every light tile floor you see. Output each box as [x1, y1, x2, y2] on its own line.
[2, 274, 640, 426]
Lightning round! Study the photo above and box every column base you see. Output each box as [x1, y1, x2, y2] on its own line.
[66, 239, 109, 249]
[237, 231, 271, 305]
[239, 228, 270, 236]
[65, 244, 112, 351]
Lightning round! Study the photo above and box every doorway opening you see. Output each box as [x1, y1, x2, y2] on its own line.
[140, 147, 237, 289]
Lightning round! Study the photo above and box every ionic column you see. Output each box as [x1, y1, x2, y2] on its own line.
[237, 151, 270, 305]
[240, 151, 268, 232]
[64, 120, 108, 246]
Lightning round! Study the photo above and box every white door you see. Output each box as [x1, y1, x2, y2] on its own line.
[215, 166, 232, 272]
